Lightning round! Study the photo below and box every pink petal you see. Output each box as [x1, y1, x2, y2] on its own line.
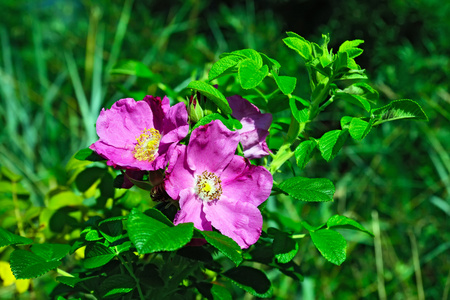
[160, 102, 189, 146]
[174, 189, 212, 231]
[164, 145, 196, 200]
[228, 95, 272, 159]
[204, 196, 263, 249]
[90, 140, 155, 170]
[228, 95, 260, 120]
[221, 158, 273, 207]
[239, 128, 271, 159]
[186, 120, 239, 174]
[142, 95, 169, 132]
[95, 98, 155, 148]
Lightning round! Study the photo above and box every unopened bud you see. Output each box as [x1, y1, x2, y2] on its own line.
[188, 93, 204, 123]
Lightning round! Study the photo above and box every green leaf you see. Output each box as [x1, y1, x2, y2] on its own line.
[348, 118, 373, 140]
[10, 249, 61, 279]
[0, 228, 33, 247]
[143, 208, 174, 227]
[230, 49, 263, 68]
[238, 60, 268, 89]
[260, 52, 281, 72]
[48, 191, 83, 210]
[74, 148, 105, 161]
[301, 221, 326, 232]
[31, 244, 70, 261]
[110, 60, 156, 79]
[191, 114, 235, 131]
[186, 81, 232, 114]
[318, 129, 349, 161]
[222, 266, 272, 298]
[201, 230, 243, 266]
[334, 51, 349, 72]
[208, 55, 243, 81]
[310, 229, 347, 266]
[57, 275, 97, 288]
[99, 274, 135, 298]
[340, 116, 353, 129]
[294, 140, 317, 169]
[211, 283, 232, 300]
[75, 167, 106, 192]
[283, 36, 312, 61]
[334, 92, 371, 112]
[289, 96, 309, 123]
[372, 99, 428, 126]
[83, 243, 115, 269]
[269, 228, 299, 263]
[336, 69, 368, 84]
[278, 177, 335, 202]
[327, 215, 374, 236]
[99, 219, 124, 243]
[338, 40, 364, 58]
[127, 210, 193, 254]
[272, 73, 297, 95]
[85, 229, 103, 241]
[267, 94, 290, 114]
[346, 82, 379, 103]
[277, 261, 304, 281]
[56, 276, 80, 288]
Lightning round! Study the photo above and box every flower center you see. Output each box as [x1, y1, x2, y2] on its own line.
[195, 170, 222, 202]
[133, 128, 161, 162]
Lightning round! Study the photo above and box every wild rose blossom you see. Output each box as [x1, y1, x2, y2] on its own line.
[90, 96, 188, 171]
[227, 95, 272, 159]
[164, 120, 273, 248]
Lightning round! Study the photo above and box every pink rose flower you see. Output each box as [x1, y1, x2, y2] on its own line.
[228, 95, 272, 159]
[90, 96, 188, 171]
[164, 120, 273, 248]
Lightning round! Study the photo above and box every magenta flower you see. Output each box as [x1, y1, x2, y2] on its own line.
[164, 120, 273, 248]
[228, 95, 272, 159]
[90, 96, 188, 171]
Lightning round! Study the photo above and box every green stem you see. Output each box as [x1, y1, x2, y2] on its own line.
[252, 87, 267, 102]
[309, 77, 330, 120]
[118, 253, 145, 300]
[268, 115, 306, 175]
[319, 95, 334, 112]
[291, 234, 306, 239]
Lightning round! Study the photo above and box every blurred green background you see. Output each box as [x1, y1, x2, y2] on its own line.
[0, 0, 449, 299]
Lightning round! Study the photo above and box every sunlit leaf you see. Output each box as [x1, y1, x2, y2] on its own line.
[327, 215, 374, 236]
[83, 243, 115, 269]
[310, 229, 347, 265]
[127, 210, 193, 254]
[318, 130, 349, 161]
[278, 177, 335, 202]
[238, 60, 268, 89]
[186, 81, 232, 114]
[201, 230, 243, 265]
[372, 99, 428, 126]
[10, 250, 61, 279]
[294, 140, 317, 169]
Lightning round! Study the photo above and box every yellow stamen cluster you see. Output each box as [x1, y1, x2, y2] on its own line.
[133, 128, 161, 162]
[195, 170, 222, 202]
